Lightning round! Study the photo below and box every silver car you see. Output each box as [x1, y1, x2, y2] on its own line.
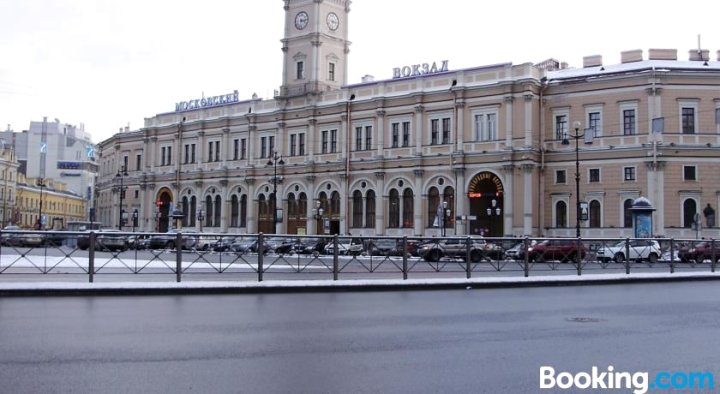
[596, 239, 661, 263]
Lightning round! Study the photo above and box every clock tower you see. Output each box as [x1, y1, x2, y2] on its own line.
[280, 0, 351, 97]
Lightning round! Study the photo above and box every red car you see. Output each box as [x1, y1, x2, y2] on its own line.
[522, 239, 586, 263]
[678, 241, 720, 263]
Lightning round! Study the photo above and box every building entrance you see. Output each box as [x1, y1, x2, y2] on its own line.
[467, 172, 504, 237]
[156, 189, 173, 233]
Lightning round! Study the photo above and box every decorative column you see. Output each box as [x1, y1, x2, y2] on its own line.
[340, 114, 348, 160]
[375, 171, 386, 235]
[523, 94, 534, 148]
[453, 166, 466, 235]
[219, 180, 228, 232]
[140, 183, 151, 232]
[245, 178, 256, 234]
[221, 128, 230, 167]
[502, 164, 515, 236]
[276, 121, 287, 158]
[414, 105, 424, 156]
[307, 118, 317, 164]
[247, 125, 256, 166]
[522, 164, 534, 235]
[149, 137, 157, 171]
[376, 110, 386, 159]
[504, 96, 514, 148]
[646, 161, 666, 235]
[413, 170, 424, 235]
[455, 101, 465, 152]
[305, 175, 316, 235]
[340, 174, 348, 234]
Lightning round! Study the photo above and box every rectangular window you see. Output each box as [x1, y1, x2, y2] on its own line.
[624, 167, 636, 181]
[402, 121, 410, 147]
[556, 170, 566, 184]
[391, 123, 399, 148]
[136, 154, 141, 171]
[588, 112, 601, 137]
[241, 139, 246, 160]
[330, 129, 337, 153]
[475, 113, 498, 141]
[208, 141, 214, 162]
[260, 137, 267, 158]
[682, 107, 695, 134]
[290, 134, 297, 156]
[123, 156, 128, 171]
[233, 139, 239, 160]
[355, 126, 362, 151]
[328, 62, 335, 81]
[191, 144, 196, 163]
[684, 166, 697, 181]
[134, 190, 139, 199]
[431, 119, 439, 145]
[365, 126, 372, 150]
[623, 109, 636, 135]
[321, 130, 329, 154]
[184, 144, 189, 164]
[269, 136, 275, 157]
[589, 168, 600, 183]
[555, 115, 568, 140]
[167, 146, 172, 165]
[298, 134, 305, 155]
[296, 61, 304, 80]
[214, 141, 220, 162]
[442, 118, 451, 144]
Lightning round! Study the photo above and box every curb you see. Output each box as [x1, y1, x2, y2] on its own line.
[1, 272, 719, 296]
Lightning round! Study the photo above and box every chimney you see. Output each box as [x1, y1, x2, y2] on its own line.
[583, 55, 602, 68]
[689, 49, 710, 61]
[621, 49, 643, 63]
[648, 48, 677, 61]
[361, 75, 375, 83]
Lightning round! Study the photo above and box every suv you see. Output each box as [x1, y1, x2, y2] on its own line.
[149, 229, 201, 250]
[418, 238, 500, 262]
[596, 239, 661, 263]
[521, 239, 586, 263]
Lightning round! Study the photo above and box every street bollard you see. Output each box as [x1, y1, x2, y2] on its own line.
[465, 237, 472, 279]
[670, 239, 675, 274]
[576, 237, 582, 276]
[402, 236, 408, 280]
[176, 231, 182, 282]
[333, 235, 339, 281]
[624, 237, 631, 275]
[523, 236, 530, 277]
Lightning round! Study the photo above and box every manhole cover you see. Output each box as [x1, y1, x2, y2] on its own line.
[566, 317, 603, 323]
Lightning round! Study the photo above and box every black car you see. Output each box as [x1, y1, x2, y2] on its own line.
[365, 238, 403, 256]
[295, 238, 327, 255]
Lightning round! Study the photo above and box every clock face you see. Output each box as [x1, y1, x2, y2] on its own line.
[295, 11, 308, 30]
[326, 12, 339, 31]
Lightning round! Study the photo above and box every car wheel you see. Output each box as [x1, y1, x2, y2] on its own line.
[613, 253, 625, 264]
[426, 249, 441, 262]
[166, 241, 175, 249]
[647, 253, 658, 264]
[470, 250, 482, 263]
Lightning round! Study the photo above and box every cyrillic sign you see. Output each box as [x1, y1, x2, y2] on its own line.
[175, 90, 240, 112]
[393, 61, 449, 79]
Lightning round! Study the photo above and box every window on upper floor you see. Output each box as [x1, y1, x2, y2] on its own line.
[589, 168, 600, 183]
[474, 111, 498, 142]
[684, 165, 696, 181]
[296, 61, 305, 80]
[682, 107, 695, 134]
[555, 114, 568, 140]
[622, 109, 636, 135]
[556, 170, 566, 184]
[588, 112, 602, 138]
[328, 62, 335, 81]
[402, 121, 410, 147]
[624, 167, 636, 181]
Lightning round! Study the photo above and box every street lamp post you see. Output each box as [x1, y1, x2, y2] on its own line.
[197, 209, 204, 232]
[36, 178, 46, 230]
[115, 166, 128, 230]
[486, 198, 502, 237]
[442, 201, 448, 237]
[132, 209, 138, 232]
[314, 200, 324, 235]
[562, 121, 589, 237]
[266, 151, 285, 234]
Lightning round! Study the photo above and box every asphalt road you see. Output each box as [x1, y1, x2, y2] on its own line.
[1, 281, 719, 393]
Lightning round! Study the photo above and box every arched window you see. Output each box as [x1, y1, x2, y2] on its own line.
[556, 201, 567, 228]
[319, 192, 328, 214]
[402, 188, 414, 228]
[298, 193, 307, 218]
[589, 200, 601, 228]
[352, 190, 363, 227]
[388, 189, 400, 228]
[365, 190, 375, 228]
[623, 199, 633, 228]
[190, 196, 197, 227]
[230, 195, 239, 227]
[330, 191, 341, 216]
[240, 195, 247, 227]
[287, 193, 297, 216]
[214, 195, 221, 227]
[427, 187, 439, 227]
[182, 196, 189, 226]
[683, 199, 697, 228]
[205, 196, 213, 227]
[258, 194, 267, 217]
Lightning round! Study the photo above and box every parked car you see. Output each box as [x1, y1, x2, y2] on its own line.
[148, 229, 201, 250]
[294, 238, 328, 255]
[678, 241, 720, 264]
[418, 237, 500, 262]
[230, 237, 270, 254]
[365, 238, 405, 256]
[77, 229, 128, 251]
[1, 226, 45, 247]
[126, 234, 151, 250]
[265, 237, 295, 254]
[596, 239, 662, 263]
[520, 239, 586, 263]
[324, 237, 364, 256]
[212, 236, 236, 252]
[504, 240, 538, 260]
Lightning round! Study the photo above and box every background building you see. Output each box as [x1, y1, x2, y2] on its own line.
[15, 174, 86, 229]
[95, 2, 720, 239]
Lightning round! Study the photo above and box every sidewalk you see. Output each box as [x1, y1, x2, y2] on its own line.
[1, 271, 719, 296]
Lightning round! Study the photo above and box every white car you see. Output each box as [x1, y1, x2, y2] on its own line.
[324, 237, 364, 256]
[596, 239, 661, 263]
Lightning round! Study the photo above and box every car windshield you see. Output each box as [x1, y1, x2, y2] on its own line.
[375, 239, 396, 247]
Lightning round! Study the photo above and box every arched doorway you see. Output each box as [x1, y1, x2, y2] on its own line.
[467, 172, 504, 237]
[156, 188, 173, 232]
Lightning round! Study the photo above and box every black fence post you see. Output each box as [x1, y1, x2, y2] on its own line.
[465, 237, 472, 279]
[624, 237, 631, 275]
[670, 239, 675, 274]
[333, 234, 339, 281]
[258, 233, 264, 282]
[523, 236, 530, 277]
[402, 236, 408, 280]
[176, 231, 182, 283]
[711, 239, 716, 273]
[576, 237, 582, 276]
[89, 231, 96, 283]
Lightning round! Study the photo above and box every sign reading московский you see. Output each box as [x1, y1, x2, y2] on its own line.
[393, 61, 449, 79]
[175, 90, 240, 112]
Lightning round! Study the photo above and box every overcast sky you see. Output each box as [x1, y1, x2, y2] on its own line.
[1, 0, 718, 144]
